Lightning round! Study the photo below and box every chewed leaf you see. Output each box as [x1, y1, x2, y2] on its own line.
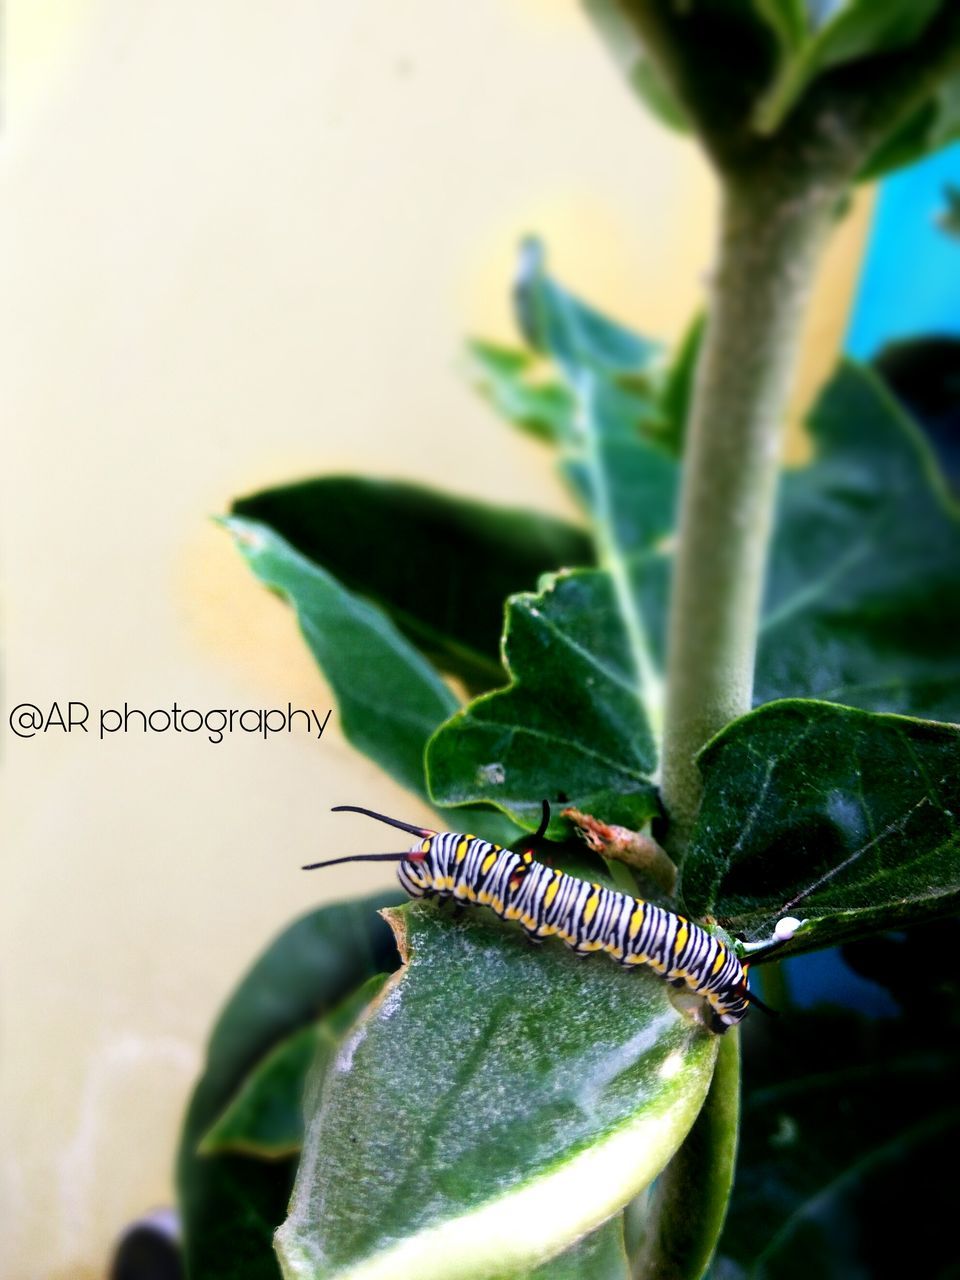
[276, 903, 718, 1280]
[682, 699, 960, 955]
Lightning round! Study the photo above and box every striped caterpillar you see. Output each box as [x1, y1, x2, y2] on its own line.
[305, 804, 771, 1034]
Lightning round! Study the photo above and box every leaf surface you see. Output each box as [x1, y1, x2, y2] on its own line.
[277, 903, 719, 1280]
[719, 924, 960, 1278]
[427, 569, 659, 833]
[232, 479, 592, 694]
[682, 699, 960, 954]
[225, 516, 516, 844]
[753, 0, 944, 133]
[199, 976, 391, 1161]
[633, 362, 960, 722]
[177, 895, 401, 1280]
[757, 363, 960, 720]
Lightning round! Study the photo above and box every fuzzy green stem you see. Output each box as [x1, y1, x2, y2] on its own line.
[661, 174, 839, 855]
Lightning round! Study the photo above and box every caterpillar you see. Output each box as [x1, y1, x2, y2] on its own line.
[305, 803, 770, 1034]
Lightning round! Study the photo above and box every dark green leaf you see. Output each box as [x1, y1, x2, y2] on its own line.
[232, 478, 592, 695]
[199, 975, 390, 1160]
[682, 699, 960, 955]
[198, 1022, 322, 1160]
[225, 517, 457, 800]
[634, 362, 960, 721]
[277, 902, 719, 1280]
[718, 927, 960, 1279]
[177, 894, 401, 1280]
[753, 0, 943, 133]
[658, 313, 704, 456]
[859, 74, 960, 179]
[757, 362, 960, 721]
[873, 336, 960, 492]
[427, 570, 659, 833]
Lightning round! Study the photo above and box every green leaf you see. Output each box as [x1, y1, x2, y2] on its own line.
[753, 0, 944, 134]
[177, 895, 402, 1280]
[277, 902, 719, 1280]
[718, 931, 960, 1279]
[232, 478, 592, 695]
[199, 976, 391, 1160]
[426, 569, 659, 833]
[446, 247, 679, 829]
[630, 1032, 740, 1280]
[226, 516, 457, 800]
[516, 238, 662, 378]
[199, 1023, 323, 1160]
[757, 362, 960, 721]
[521, 1218, 630, 1279]
[681, 699, 960, 956]
[860, 74, 960, 179]
[658, 314, 704, 456]
[467, 342, 576, 446]
[580, 0, 692, 133]
[634, 361, 960, 721]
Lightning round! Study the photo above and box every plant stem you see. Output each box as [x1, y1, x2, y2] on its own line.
[661, 172, 839, 856]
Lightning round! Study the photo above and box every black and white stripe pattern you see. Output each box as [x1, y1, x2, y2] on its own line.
[398, 831, 750, 1033]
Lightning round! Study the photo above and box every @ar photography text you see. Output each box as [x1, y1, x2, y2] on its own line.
[9, 701, 332, 744]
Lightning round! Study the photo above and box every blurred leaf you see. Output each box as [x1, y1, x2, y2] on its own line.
[522, 1218, 630, 1279]
[938, 181, 960, 239]
[873, 336, 960, 491]
[681, 699, 960, 954]
[277, 903, 718, 1280]
[635, 362, 960, 721]
[199, 975, 390, 1160]
[467, 342, 576, 446]
[440, 249, 678, 835]
[860, 75, 960, 179]
[717, 937, 960, 1280]
[515, 237, 661, 377]
[757, 362, 960, 720]
[427, 569, 659, 834]
[628, 54, 693, 132]
[226, 517, 456, 799]
[658, 313, 704, 455]
[753, 0, 943, 133]
[177, 895, 401, 1280]
[232, 478, 592, 695]
[579, 0, 691, 132]
[513, 244, 678, 535]
[199, 1023, 322, 1161]
[224, 516, 517, 845]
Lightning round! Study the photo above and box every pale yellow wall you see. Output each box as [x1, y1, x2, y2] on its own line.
[1, 3, 869, 1277]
